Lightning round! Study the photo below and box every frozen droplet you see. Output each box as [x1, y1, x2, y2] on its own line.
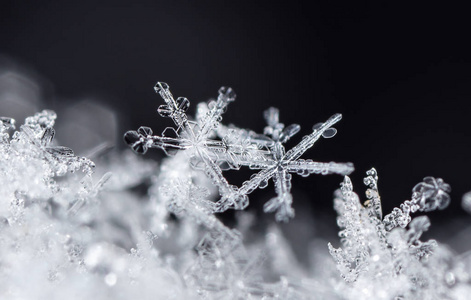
[322, 128, 337, 138]
[297, 169, 309, 177]
[445, 272, 456, 286]
[280, 124, 300, 142]
[312, 122, 323, 131]
[104, 273, 117, 286]
[259, 179, 269, 189]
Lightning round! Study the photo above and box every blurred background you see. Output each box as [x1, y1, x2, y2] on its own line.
[1, 0, 471, 242]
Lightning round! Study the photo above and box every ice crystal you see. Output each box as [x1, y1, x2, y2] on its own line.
[237, 107, 354, 221]
[327, 169, 467, 299]
[125, 83, 248, 212]
[125, 82, 353, 221]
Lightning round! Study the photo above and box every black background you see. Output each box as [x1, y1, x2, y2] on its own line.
[1, 1, 471, 234]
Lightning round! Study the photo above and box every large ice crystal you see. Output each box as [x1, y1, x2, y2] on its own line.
[125, 82, 353, 221]
[328, 169, 471, 299]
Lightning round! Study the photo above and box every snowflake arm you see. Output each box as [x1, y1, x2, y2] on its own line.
[155, 82, 192, 133]
[196, 146, 247, 210]
[383, 176, 451, 230]
[286, 160, 354, 176]
[239, 167, 277, 195]
[196, 86, 235, 140]
[363, 168, 382, 219]
[283, 113, 342, 162]
[328, 175, 370, 282]
[124, 126, 187, 155]
[263, 169, 294, 222]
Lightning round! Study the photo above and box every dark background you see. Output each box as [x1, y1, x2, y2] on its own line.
[1, 1, 471, 235]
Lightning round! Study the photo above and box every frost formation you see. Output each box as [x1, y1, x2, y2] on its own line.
[329, 169, 471, 299]
[1, 76, 470, 300]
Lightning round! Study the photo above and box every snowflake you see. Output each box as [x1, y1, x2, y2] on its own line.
[125, 82, 353, 221]
[233, 107, 354, 221]
[125, 82, 249, 210]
